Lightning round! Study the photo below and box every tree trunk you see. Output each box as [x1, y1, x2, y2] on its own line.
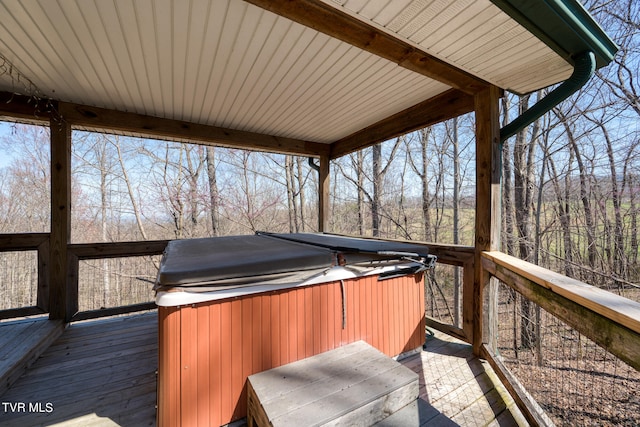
[513, 94, 540, 349]
[114, 136, 149, 240]
[285, 155, 297, 233]
[452, 117, 461, 326]
[547, 149, 574, 276]
[372, 144, 382, 237]
[357, 151, 365, 235]
[296, 157, 306, 232]
[501, 97, 516, 256]
[205, 146, 220, 236]
[557, 110, 597, 268]
[406, 129, 433, 242]
[600, 123, 625, 276]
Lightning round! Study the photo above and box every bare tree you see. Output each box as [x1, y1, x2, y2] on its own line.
[112, 135, 149, 240]
[509, 92, 543, 349]
[406, 129, 434, 241]
[285, 155, 298, 232]
[0, 124, 51, 233]
[141, 142, 207, 238]
[554, 108, 598, 269]
[591, 0, 640, 117]
[296, 157, 307, 231]
[205, 146, 220, 236]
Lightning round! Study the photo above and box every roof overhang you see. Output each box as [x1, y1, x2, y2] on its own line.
[0, 0, 616, 158]
[491, 0, 617, 70]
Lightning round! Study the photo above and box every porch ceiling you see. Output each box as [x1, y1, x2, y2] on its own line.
[0, 0, 616, 157]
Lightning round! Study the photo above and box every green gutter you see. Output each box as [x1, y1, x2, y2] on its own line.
[500, 50, 595, 141]
[490, 0, 618, 141]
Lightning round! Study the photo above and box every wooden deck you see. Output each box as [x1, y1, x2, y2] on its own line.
[0, 312, 527, 426]
[0, 316, 64, 397]
[404, 329, 528, 426]
[0, 312, 157, 427]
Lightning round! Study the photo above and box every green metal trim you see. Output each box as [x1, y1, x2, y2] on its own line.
[500, 50, 595, 141]
[490, 0, 617, 140]
[490, 0, 618, 69]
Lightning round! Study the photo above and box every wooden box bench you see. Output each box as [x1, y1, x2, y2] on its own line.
[246, 341, 418, 427]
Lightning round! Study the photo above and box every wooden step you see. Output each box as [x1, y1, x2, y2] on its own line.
[247, 340, 419, 427]
[0, 317, 64, 397]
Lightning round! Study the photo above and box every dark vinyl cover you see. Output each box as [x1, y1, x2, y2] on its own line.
[156, 232, 430, 287]
[260, 232, 431, 258]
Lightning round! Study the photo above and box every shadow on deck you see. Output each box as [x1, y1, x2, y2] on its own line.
[0, 312, 527, 426]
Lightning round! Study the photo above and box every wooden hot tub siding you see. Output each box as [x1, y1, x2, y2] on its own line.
[157, 273, 425, 427]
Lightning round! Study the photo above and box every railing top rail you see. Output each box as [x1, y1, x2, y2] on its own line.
[0, 233, 49, 251]
[333, 233, 475, 265]
[68, 240, 169, 260]
[483, 250, 640, 336]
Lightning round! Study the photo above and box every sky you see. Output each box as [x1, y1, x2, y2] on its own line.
[0, 121, 14, 168]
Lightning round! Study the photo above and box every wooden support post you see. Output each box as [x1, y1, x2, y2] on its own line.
[318, 155, 330, 232]
[462, 258, 475, 341]
[472, 85, 502, 355]
[49, 118, 73, 321]
[36, 239, 50, 311]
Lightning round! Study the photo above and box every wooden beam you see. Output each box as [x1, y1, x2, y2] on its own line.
[244, 0, 489, 95]
[0, 91, 55, 123]
[68, 240, 169, 260]
[49, 118, 72, 321]
[58, 102, 330, 157]
[71, 302, 157, 322]
[472, 85, 502, 355]
[0, 233, 49, 251]
[330, 89, 475, 159]
[425, 316, 467, 342]
[318, 155, 330, 232]
[0, 306, 46, 321]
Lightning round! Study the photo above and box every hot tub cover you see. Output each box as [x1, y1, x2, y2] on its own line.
[156, 232, 434, 289]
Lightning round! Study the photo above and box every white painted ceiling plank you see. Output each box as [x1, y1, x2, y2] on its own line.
[189, 0, 229, 124]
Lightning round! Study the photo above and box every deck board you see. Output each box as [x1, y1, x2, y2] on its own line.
[0, 312, 527, 426]
[404, 328, 528, 426]
[0, 316, 64, 397]
[0, 312, 157, 427]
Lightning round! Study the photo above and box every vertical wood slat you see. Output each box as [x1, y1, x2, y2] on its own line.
[210, 303, 222, 427]
[157, 273, 425, 427]
[181, 306, 198, 425]
[157, 306, 181, 427]
[220, 301, 232, 423]
[197, 307, 210, 426]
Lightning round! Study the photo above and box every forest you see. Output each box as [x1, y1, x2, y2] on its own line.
[1, 0, 638, 303]
[0, 1, 638, 424]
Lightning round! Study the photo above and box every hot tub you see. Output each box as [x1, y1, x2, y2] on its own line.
[155, 232, 434, 426]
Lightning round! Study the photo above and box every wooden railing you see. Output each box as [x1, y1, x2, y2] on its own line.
[0, 233, 49, 319]
[421, 243, 475, 341]
[481, 251, 640, 371]
[67, 240, 169, 321]
[393, 244, 640, 425]
[3, 235, 638, 359]
[0, 234, 169, 320]
[480, 250, 640, 426]
[3, 234, 639, 423]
